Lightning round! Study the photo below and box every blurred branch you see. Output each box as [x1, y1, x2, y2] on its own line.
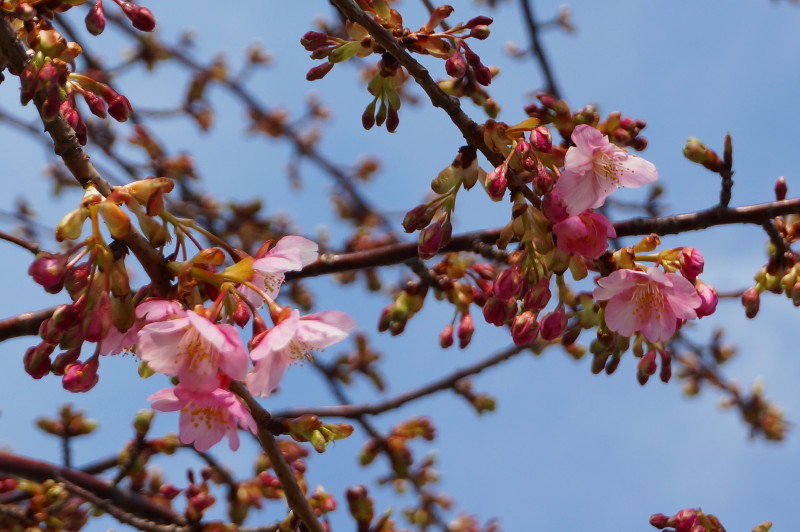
[274, 344, 527, 418]
[0, 231, 40, 254]
[518, 0, 562, 99]
[0, 451, 186, 526]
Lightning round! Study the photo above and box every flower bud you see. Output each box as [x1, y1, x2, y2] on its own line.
[24, 342, 55, 379]
[306, 62, 334, 81]
[482, 297, 516, 326]
[418, 221, 448, 259]
[694, 280, 718, 318]
[107, 92, 133, 122]
[539, 308, 567, 341]
[457, 314, 474, 348]
[300, 31, 329, 51]
[402, 204, 436, 233]
[678, 247, 704, 279]
[524, 277, 551, 311]
[470, 25, 491, 40]
[742, 287, 760, 319]
[118, 0, 156, 32]
[492, 268, 524, 299]
[82, 90, 107, 118]
[52, 348, 82, 375]
[445, 52, 466, 78]
[775, 176, 788, 201]
[649, 513, 669, 529]
[531, 126, 552, 152]
[85, 0, 106, 35]
[542, 190, 568, 223]
[62, 357, 100, 393]
[464, 15, 493, 29]
[511, 311, 539, 345]
[439, 323, 454, 348]
[28, 252, 68, 293]
[659, 351, 672, 383]
[637, 350, 657, 385]
[484, 164, 508, 201]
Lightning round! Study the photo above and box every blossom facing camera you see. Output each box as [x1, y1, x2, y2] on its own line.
[594, 267, 701, 343]
[555, 125, 658, 216]
[552, 211, 616, 260]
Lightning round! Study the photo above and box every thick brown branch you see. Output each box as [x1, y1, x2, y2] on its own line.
[0, 451, 185, 526]
[229, 382, 325, 532]
[274, 344, 527, 419]
[0, 18, 171, 296]
[0, 307, 55, 342]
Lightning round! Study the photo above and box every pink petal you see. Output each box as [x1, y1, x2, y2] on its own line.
[137, 318, 190, 375]
[249, 311, 300, 361]
[297, 311, 357, 349]
[246, 351, 291, 398]
[616, 155, 659, 188]
[271, 235, 319, 267]
[555, 169, 605, 216]
[148, 387, 180, 411]
[135, 299, 185, 322]
[216, 324, 249, 381]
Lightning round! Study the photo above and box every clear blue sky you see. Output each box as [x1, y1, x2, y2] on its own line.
[2, 1, 800, 530]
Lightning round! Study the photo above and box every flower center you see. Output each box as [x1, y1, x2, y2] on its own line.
[186, 403, 227, 430]
[632, 282, 665, 321]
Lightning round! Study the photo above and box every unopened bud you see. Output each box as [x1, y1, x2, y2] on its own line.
[492, 268, 524, 299]
[457, 314, 475, 348]
[678, 247, 704, 279]
[300, 31, 329, 51]
[539, 308, 566, 341]
[511, 311, 539, 345]
[439, 323, 454, 348]
[445, 52, 466, 78]
[695, 281, 718, 318]
[118, 0, 156, 32]
[637, 350, 657, 385]
[482, 297, 516, 326]
[775, 176, 788, 201]
[742, 287, 760, 319]
[469, 25, 491, 40]
[63, 357, 100, 393]
[306, 62, 334, 81]
[85, 0, 106, 35]
[24, 342, 55, 379]
[29, 252, 68, 293]
[484, 164, 508, 201]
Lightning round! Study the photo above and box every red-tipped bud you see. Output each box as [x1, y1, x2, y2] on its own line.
[484, 164, 508, 201]
[775, 176, 788, 201]
[117, 1, 156, 31]
[473, 64, 492, 86]
[649, 513, 670, 529]
[24, 342, 55, 379]
[28, 252, 68, 293]
[86, 0, 106, 35]
[464, 15, 493, 29]
[469, 25, 490, 40]
[539, 309, 567, 341]
[445, 52, 467, 78]
[694, 280, 718, 318]
[492, 268, 524, 299]
[659, 351, 672, 383]
[439, 323, 454, 348]
[418, 220, 451, 259]
[232, 300, 251, 328]
[637, 350, 657, 385]
[742, 287, 760, 319]
[542, 190, 568, 223]
[386, 107, 399, 133]
[300, 31, 329, 51]
[457, 314, 475, 348]
[530, 125, 552, 153]
[678, 247, 704, 279]
[306, 62, 334, 81]
[511, 311, 539, 345]
[62, 357, 100, 393]
[524, 277, 551, 311]
[482, 297, 516, 326]
[52, 348, 82, 376]
[107, 92, 132, 122]
[402, 204, 436, 233]
[82, 90, 107, 118]
[65, 262, 91, 296]
[20, 64, 38, 105]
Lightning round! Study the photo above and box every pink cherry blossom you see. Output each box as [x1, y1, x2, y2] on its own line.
[552, 211, 616, 259]
[137, 309, 248, 392]
[242, 236, 318, 307]
[246, 309, 356, 398]
[593, 267, 701, 342]
[149, 385, 256, 451]
[554, 125, 658, 215]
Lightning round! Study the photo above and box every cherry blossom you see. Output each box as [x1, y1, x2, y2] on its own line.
[593, 267, 701, 342]
[552, 211, 616, 260]
[555, 125, 658, 215]
[137, 309, 248, 392]
[246, 309, 356, 397]
[149, 385, 256, 451]
[100, 299, 184, 355]
[242, 236, 318, 307]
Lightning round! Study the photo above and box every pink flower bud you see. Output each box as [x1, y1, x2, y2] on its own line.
[492, 268, 524, 299]
[62, 357, 100, 393]
[20, 64, 38, 105]
[82, 90, 107, 118]
[524, 277, 551, 312]
[52, 348, 82, 376]
[659, 351, 672, 383]
[694, 281, 718, 318]
[65, 262, 91, 296]
[539, 309, 567, 341]
[637, 350, 657, 385]
[442, 50, 465, 79]
[674, 509, 699, 530]
[742, 287, 760, 319]
[511, 311, 539, 345]
[649, 513, 669, 529]
[306, 62, 334, 81]
[457, 314, 475, 348]
[85, 0, 106, 35]
[531, 126, 552, 152]
[678, 247, 704, 279]
[24, 342, 55, 379]
[473, 64, 492, 86]
[117, 0, 156, 32]
[469, 25, 491, 40]
[107, 92, 133, 122]
[300, 31, 329, 51]
[484, 164, 508, 201]
[464, 15, 493, 29]
[28, 251, 68, 293]
[418, 220, 451, 259]
[542, 190, 568, 223]
[482, 297, 516, 326]
[439, 323, 454, 348]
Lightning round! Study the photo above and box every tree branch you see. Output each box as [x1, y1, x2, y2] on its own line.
[518, 0, 562, 99]
[274, 344, 527, 419]
[229, 382, 325, 532]
[0, 18, 172, 296]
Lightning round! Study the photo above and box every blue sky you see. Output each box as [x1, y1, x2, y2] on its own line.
[2, 1, 800, 530]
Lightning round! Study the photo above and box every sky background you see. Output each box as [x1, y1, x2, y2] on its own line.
[2, 1, 800, 530]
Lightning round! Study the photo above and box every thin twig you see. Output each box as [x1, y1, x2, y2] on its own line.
[0, 231, 40, 254]
[274, 344, 527, 419]
[518, 0, 562, 99]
